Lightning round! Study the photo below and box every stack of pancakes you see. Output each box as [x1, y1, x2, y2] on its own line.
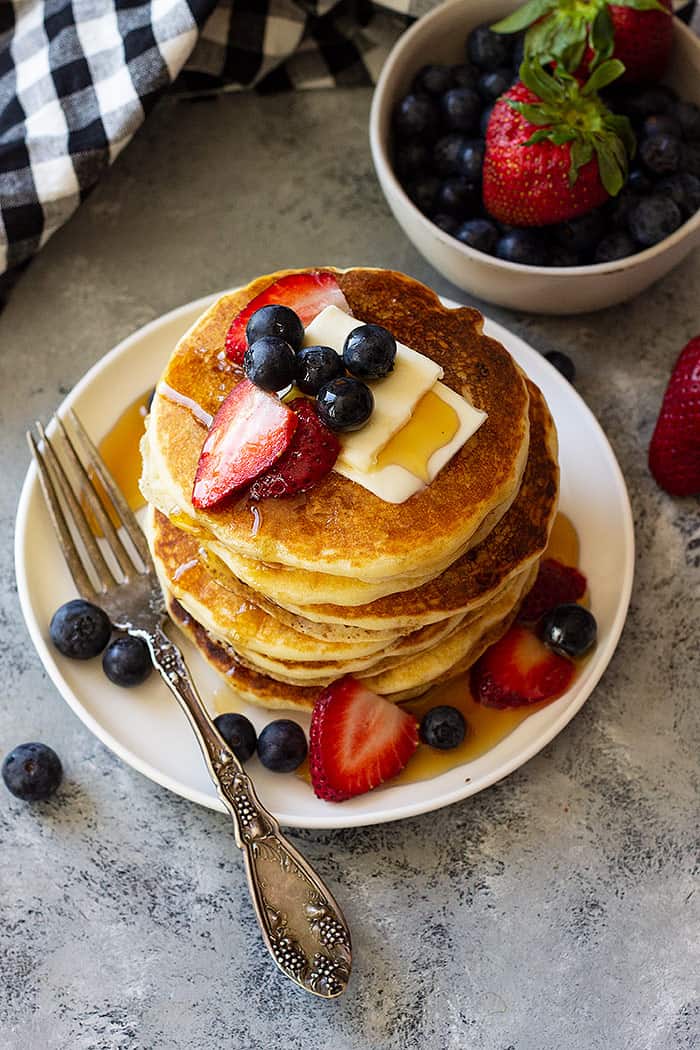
[140, 268, 559, 710]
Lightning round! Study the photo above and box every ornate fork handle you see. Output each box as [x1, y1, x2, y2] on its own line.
[138, 625, 352, 999]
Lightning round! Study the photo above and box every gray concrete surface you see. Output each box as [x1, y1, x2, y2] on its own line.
[1, 88, 698, 1050]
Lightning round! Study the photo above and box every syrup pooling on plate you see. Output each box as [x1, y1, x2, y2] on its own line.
[97, 390, 150, 512]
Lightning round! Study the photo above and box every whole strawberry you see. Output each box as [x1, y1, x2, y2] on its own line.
[482, 58, 634, 226]
[649, 336, 700, 498]
[492, 0, 672, 84]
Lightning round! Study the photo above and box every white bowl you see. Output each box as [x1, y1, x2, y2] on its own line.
[370, 0, 700, 314]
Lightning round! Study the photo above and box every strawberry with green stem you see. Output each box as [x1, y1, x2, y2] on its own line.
[491, 0, 672, 84]
[482, 57, 635, 226]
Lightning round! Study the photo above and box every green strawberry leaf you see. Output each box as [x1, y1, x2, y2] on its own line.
[491, 0, 557, 33]
[581, 59, 625, 96]
[509, 100, 557, 126]
[609, 0, 667, 10]
[589, 8, 614, 69]
[594, 139, 626, 196]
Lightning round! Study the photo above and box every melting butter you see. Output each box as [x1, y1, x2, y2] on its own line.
[374, 389, 460, 483]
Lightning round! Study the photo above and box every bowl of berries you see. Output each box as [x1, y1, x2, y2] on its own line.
[369, 0, 700, 313]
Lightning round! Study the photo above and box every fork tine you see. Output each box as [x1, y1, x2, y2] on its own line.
[53, 415, 136, 581]
[66, 408, 152, 566]
[35, 422, 117, 593]
[27, 430, 98, 601]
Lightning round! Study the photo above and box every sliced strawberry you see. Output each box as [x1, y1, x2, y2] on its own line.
[518, 559, 587, 623]
[249, 398, 340, 500]
[309, 676, 419, 802]
[192, 379, 297, 509]
[225, 271, 350, 364]
[649, 335, 700, 498]
[470, 624, 574, 709]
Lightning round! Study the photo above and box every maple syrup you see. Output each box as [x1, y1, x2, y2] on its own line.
[374, 389, 460, 482]
[97, 390, 151, 511]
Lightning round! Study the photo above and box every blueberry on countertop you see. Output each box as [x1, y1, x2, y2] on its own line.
[343, 324, 397, 380]
[257, 720, 308, 773]
[539, 603, 597, 659]
[245, 304, 304, 353]
[544, 351, 576, 383]
[317, 376, 374, 432]
[2, 743, 63, 801]
[102, 636, 152, 687]
[419, 706, 467, 750]
[50, 599, 111, 660]
[295, 345, 344, 395]
[243, 335, 296, 392]
[214, 713, 257, 763]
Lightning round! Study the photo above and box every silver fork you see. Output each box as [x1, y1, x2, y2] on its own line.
[27, 410, 351, 999]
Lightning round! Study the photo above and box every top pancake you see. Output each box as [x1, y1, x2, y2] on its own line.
[142, 268, 530, 583]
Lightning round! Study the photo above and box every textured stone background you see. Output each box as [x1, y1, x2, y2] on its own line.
[1, 89, 698, 1050]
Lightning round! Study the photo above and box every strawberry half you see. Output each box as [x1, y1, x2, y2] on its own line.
[482, 58, 634, 226]
[225, 271, 350, 364]
[518, 559, 587, 623]
[192, 379, 297, 509]
[309, 676, 419, 802]
[470, 624, 574, 709]
[249, 398, 340, 500]
[649, 335, 700, 498]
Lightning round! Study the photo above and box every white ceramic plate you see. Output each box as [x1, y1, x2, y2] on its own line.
[15, 294, 634, 828]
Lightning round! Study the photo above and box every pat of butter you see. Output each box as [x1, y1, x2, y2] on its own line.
[303, 305, 443, 472]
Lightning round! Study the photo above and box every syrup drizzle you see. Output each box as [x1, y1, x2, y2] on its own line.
[158, 382, 213, 428]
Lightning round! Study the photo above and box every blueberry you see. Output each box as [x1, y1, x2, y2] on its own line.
[672, 100, 700, 141]
[343, 324, 397, 380]
[406, 173, 440, 213]
[477, 68, 512, 104]
[456, 139, 485, 181]
[50, 599, 111, 660]
[467, 24, 512, 71]
[102, 635, 152, 687]
[681, 142, 700, 176]
[496, 230, 545, 266]
[656, 173, 700, 219]
[609, 189, 639, 230]
[640, 133, 681, 176]
[544, 351, 576, 383]
[257, 719, 307, 773]
[432, 133, 470, 177]
[455, 217, 498, 253]
[547, 246, 582, 267]
[539, 603, 597, 659]
[627, 86, 675, 120]
[2, 743, 62, 802]
[556, 210, 607, 257]
[243, 335, 296, 392]
[627, 195, 683, 246]
[643, 113, 682, 141]
[394, 93, 439, 140]
[412, 64, 454, 96]
[450, 63, 478, 89]
[431, 212, 460, 235]
[594, 231, 638, 263]
[394, 140, 430, 179]
[419, 705, 467, 750]
[511, 33, 526, 72]
[295, 344, 344, 395]
[440, 87, 481, 133]
[245, 304, 303, 353]
[214, 713, 257, 763]
[480, 105, 494, 137]
[435, 176, 479, 218]
[317, 376, 374, 432]
[627, 167, 653, 195]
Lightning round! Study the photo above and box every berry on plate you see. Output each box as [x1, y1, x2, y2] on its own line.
[249, 398, 340, 500]
[648, 335, 700, 497]
[214, 712, 257, 763]
[50, 599, 111, 659]
[245, 303, 304, 353]
[309, 676, 419, 801]
[258, 719, 308, 773]
[192, 379, 297, 509]
[470, 623, 574, 708]
[343, 324, 397, 380]
[317, 376, 374, 432]
[225, 271, 349, 364]
[539, 603, 598, 658]
[482, 58, 634, 226]
[243, 335, 296, 392]
[102, 636, 152, 687]
[295, 344, 345, 395]
[419, 706, 467, 750]
[2, 742, 63, 801]
[518, 558, 587, 622]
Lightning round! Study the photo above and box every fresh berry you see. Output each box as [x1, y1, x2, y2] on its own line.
[412, 64, 454, 96]
[594, 231, 638, 263]
[656, 173, 700, 220]
[456, 139, 485, 181]
[648, 335, 700, 497]
[544, 351, 576, 383]
[394, 93, 439, 139]
[2, 743, 62, 802]
[548, 246, 581, 267]
[643, 114, 682, 141]
[467, 24, 512, 71]
[406, 174, 440, 213]
[455, 218, 499, 253]
[309, 676, 419, 801]
[556, 211, 607, 257]
[451, 63, 478, 89]
[440, 87, 481, 133]
[225, 271, 349, 364]
[496, 230, 545, 266]
[681, 143, 700, 177]
[519, 558, 587, 622]
[394, 140, 431, 179]
[245, 304, 304, 353]
[295, 345, 344, 395]
[343, 324, 397, 380]
[50, 599, 111, 660]
[214, 712, 257, 762]
[627, 167, 653, 195]
[435, 176, 479, 218]
[432, 133, 470, 177]
[482, 59, 634, 227]
[470, 623, 574, 709]
[627, 196, 682, 247]
[477, 68, 512, 104]
[672, 100, 700, 142]
[640, 134, 681, 177]
[432, 212, 460, 235]
[539, 603, 597, 658]
[317, 377, 374, 432]
[102, 636, 152, 687]
[480, 105, 494, 137]
[419, 706, 467, 750]
[249, 399, 340, 500]
[257, 720, 307, 773]
[192, 379, 297, 509]
[243, 336, 296, 392]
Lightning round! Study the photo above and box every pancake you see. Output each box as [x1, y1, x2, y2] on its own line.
[141, 267, 530, 585]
